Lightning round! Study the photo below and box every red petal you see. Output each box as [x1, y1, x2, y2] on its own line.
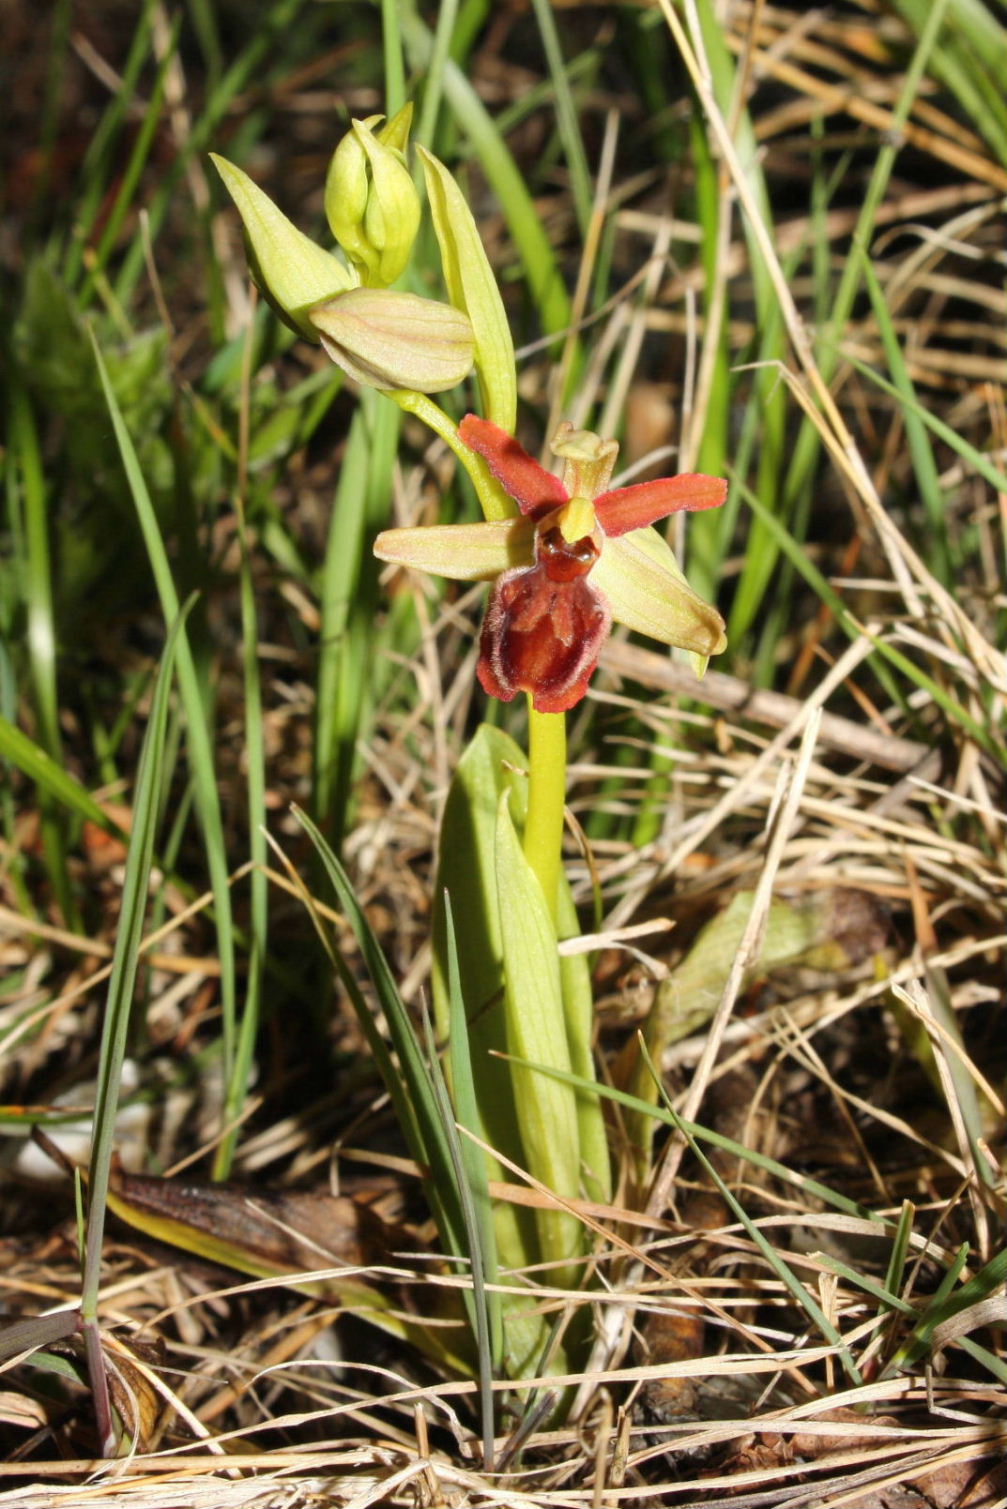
[477, 564, 611, 713]
[459, 415, 568, 518]
[594, 474, 727, 537]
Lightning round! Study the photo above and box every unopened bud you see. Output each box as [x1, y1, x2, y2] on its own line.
[325, 105, 420, 287]
[309, 289, 475, 392]
[211, 154, 353, 339]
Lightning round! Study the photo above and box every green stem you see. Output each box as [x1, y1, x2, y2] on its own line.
[523, 704, 566, 923]
[387, 389, 514, 520]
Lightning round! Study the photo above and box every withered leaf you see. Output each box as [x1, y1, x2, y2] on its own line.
[107, 1169, 391, 1289]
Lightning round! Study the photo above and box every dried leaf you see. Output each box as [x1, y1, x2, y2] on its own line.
[107, 1169, 386, 1290]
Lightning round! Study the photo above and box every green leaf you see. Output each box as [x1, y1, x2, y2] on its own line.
[495, 791, 582, 1285]
[432, 726, 538, 1274]
[556, 883, 610, 1206]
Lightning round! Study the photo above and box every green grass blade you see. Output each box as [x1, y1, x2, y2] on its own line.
[313, 406, 370, 841]
[881, 1200, 916, 1318]
[688, 0, 787, 631]
[213, 491, 268, 1180]
[910, 1242, 1007, 1368]
[80, 14, 180, 306]
[423, 928, 496, 1462]
[89, 327, 238, 1116]
[75, 596, 191, 1450]
[956, 1336, 1007, 1386]
[291, 808, 470, 1271]
[27, 0, 73, 241]
[860, 253, 951, 582]
[885, 1242, 973, 1373]
[502, 1052, 886, 1227]
[8, 381, 74, 921]
[110, 0, 313, 311]
[9, 384, 59, 768]
[838, 351, 1007, 495]
[529, 0, 593, 239]
[0, 715, 123, 835]
[814, 1252, 916, 1316]
[61, 0, 156, 286]
[381, 0, 407, 116]
[890, 0, 1007, 169]
[415, 0, 458, 150]
[185, 0, 224, 92]
[402, 11, 571, 343]
[442, 892, 502, 1372]
[314, 391, 398, 845]
[81, 596, 195, 1325]
[728, 0, 953, 650]
[643, 1046, 862, 1386]
[742, 487, 996, 755]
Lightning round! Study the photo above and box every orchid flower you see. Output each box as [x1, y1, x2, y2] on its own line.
[375, 415, 728, 713]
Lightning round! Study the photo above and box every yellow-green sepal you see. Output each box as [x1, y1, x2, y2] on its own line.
[592, 524, 728, 672]
[418, 147, 517, 433]
[210, 154, 354, 339]
[374, 516, 534, 580]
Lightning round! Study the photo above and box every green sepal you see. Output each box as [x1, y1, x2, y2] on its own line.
[374, 516, 534, 580]
[591, 524, 727, 672]
[418, 147, 517, 434]
[210, 154, 354, 340]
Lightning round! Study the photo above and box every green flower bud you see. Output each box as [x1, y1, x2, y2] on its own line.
[309, 289, 475, 392]
[376, 102, 412, 156]
[210, 154, 353, 340]
[325, 105, 421, 287]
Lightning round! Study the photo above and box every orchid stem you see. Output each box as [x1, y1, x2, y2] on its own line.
[388, 390, 514, 521]
[523, 704, 566, 923]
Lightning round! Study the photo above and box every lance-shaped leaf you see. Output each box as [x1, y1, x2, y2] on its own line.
[104, 1169, 469, 1369]
[556, 882, 611, 1206]
[431, 726, 540, 1287]
[495, 791, 583, 1287]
